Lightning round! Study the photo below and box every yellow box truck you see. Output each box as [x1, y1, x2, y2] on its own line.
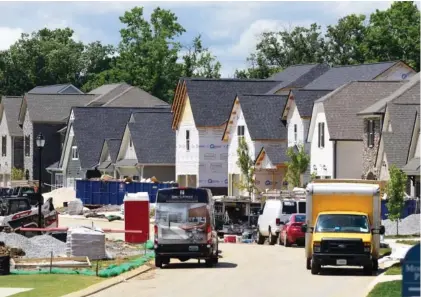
[302, 182, 385, 275]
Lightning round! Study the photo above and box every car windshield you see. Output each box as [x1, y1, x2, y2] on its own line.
[294, 214, 306, 223]
[315, 214, 370, 233]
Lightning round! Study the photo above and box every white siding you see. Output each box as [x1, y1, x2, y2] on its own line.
[379, 153, 390, 180]
[0, 111, 12, 185]
[336, 141, 364, 179]
[287, 101, 305, 147]
[176, 96, 199, 178]
[310, 104, 334, 178]
[415, 133, 420, 158]
[124, 130, 137, 160]
[377, 64, 416, 81]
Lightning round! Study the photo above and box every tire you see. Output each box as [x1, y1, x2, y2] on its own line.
[205, 258, 214, 267]
[372, 259, 379, 272]
[162, 257, 170, 265]
[306, 258, 311, 270]
[155, 255, 163, 268]
[269, 232, 277, 245]
[284, 233, 291, 247]
[213, 257, 219, 264]
[311, 260, 320, 275]
[257, 232, 265, 245]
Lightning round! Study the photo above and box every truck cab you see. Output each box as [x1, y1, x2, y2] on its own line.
[303, 182, 385, 275]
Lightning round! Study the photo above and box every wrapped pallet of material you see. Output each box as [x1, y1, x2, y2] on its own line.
[67, 199, 84, 215]
[66, 227, 107, 260]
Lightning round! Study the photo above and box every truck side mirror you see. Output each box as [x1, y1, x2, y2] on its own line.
[301, 224, 307, 233]
[379, 225, 385, 235]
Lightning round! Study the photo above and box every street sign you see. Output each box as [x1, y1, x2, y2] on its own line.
[402, 243, 420, 297]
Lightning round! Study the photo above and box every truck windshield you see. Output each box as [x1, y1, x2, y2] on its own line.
[315, 214, 370, 233]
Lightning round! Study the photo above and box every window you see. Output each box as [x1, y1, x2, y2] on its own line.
[129, 138, 133, 148]
[1, 136, 6, 156]
[318, 122, 325, 148]
[237, 125, 245, 144]
[294, 124, 298, 142]
[71, 146, 79, 160]
[24, 135, 30, 156]
[186, 130, 190, 152]
[367, 120, 375, 148]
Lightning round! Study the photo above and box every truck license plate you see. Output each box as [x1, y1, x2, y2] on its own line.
[336, 259, 347, 265]
[189, 246, 199, 252]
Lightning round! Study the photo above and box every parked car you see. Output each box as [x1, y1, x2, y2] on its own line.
[279, 213, 306, 247]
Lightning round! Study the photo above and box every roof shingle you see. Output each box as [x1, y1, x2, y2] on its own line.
[289, 89, 332, 117]
[28, 84, 82, 94]
[256, 143, 293, 165]
[2, 96, 23, 136]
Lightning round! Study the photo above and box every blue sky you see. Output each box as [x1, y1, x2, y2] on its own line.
[0, 1, 396, 76]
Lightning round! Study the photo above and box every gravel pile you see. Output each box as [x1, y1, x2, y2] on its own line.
[382, 214, 420, 236]
[0, 233, 67, 258]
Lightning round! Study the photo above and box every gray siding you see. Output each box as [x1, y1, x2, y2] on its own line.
[143, 166, 175, 182]
[66, 137, 85, 179]
[23, 110, 34, 180]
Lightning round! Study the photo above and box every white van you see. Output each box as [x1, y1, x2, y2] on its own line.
[257, 199, 305, 245]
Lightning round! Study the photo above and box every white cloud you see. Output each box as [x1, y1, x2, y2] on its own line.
[0, 27, 23, 50]
[324, 1, 393, 18]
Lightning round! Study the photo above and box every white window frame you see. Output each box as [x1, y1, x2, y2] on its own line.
[129, 138, 133, 148]
[71, 146, 79, 160]
[186, 130, 190, 152]
[318, 122, 325, 148]
[294, 124, 298, 142]
[237, 125, 245, 145]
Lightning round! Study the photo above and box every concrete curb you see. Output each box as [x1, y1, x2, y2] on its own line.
[61, 264, 154, 297]
[362, 267, 402, 297]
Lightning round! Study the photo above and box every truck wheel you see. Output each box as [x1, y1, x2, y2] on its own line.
[205, 258, 214, 267]
[155, 256, 163, 268]
[372, 259, 379, 272]
[269, 232, 277, 245]
[284, 233, 291, 247]
[306, 258, 311, 270]
[311, 260, 320, 275]
[257, 232, 265, 245]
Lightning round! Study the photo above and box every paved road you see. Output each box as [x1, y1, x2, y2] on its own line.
[59, 216, 377, 297]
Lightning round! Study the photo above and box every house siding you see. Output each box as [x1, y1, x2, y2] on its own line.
[336, 141, 364, 179]
[66, 137, 84, 180]
[376, 64, 416, 80]
[362, 117, 382, 179]
[0, 112, 12, 177]
[175, 96, 200, 180]
[287, 102, 305, 147]
[23, 110, 34, 180]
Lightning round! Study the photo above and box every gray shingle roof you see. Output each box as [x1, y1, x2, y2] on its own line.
[402, 157, 420, 176]
[267, 64, 330, 94]
[358, 74, 420, 115]
[323, 81, 406, 140]
[2, 96, 23, 136]
[383, 104, 419, 169]
[24, 93, 96, 123]
[256, 143, 293, 165]
[304, 61, 399, 90]
[103, 87, 168, 108]
[98, 160, 112, 170]
[106, 139, 122, 163]
[128, 111, 174, 164]
[28, 84, 82, 94]
[184, 78, 279, 127]
[87, 83, 132, 106]
[237, 94, 288, 140]
[289, 89, 332, 117]
[72, 107, 168, 169]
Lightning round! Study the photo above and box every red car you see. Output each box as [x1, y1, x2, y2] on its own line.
[279, 213, 306, 247]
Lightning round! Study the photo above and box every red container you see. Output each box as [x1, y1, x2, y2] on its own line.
[124, 192, 150, 243]
[224, 235, 237, 243]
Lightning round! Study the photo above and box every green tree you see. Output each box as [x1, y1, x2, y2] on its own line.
[386, 165, 407, 235]
[117, 6, 185, 102]
[234, 53, 281, 79]
[285, 145, 311, 188]
[366, 1, 420, 71]
[326, 14, 368, 65]
[236, 138, 258, 198]
[182, 35, 221, 78]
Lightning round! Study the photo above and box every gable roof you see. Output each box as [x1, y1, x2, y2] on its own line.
[322, 81, 406, 140]
[383, 103, 419, 169]
[1, 96, 23, 136]
[71, 107, 168, 169]
[20, 93, 96, 123]
[304, 61, 402, 90]
[358, 73, 420, 115]
[172, 78, 279, 128]
[103, 87, 168, 108]
[87, 83, 132, 106]
[235, 94, 288, 140]
[267, 64, 330, 94]
[28, 84, 83, 94]
[128, 110, 174, 164]
[402, 157, 420, 176]
[105, 138, 122, 163]
[255, 143, 293, 166]
[285, 89, 332, 118]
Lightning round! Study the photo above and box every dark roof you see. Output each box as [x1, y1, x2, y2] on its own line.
[304, 61, 400, 90]
[184, 78, 279, 127]
[267, 64, 330, 94]
[383, 104, 419, 169]
[237, 94, 288, 140]
[24, 94, 95, 123]
[106, 139, 122, 163]
[28, 84, 82, 94]
[128, 111, 175, 164]
[72, 107, 168, 169]
[323, 81, 406, 140]
[98, 161, 112, 170]
[256, 143, 293, 165]
[1, 96, 23, 136]
[87, 83, 132, 106]
[358, 74, 420, 115]
[103, 87, 168, 108]
[289, 89, 332, 117]
[402, 157, 420, 176]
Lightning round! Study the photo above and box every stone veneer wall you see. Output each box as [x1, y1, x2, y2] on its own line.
[362, 117, 382, 179]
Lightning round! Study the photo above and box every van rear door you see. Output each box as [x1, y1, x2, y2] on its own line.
[155, 188, 210, 245]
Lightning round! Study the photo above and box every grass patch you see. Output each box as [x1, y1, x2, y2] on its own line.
[396, 239, 420, 246]
[380, 247, 392, 258]
[90, 254, 146, 272]
[385, 234, 420, 239]
[0, 274, 102, 297]
[385, 263, 402, 275]
[367, 280, 401, 297]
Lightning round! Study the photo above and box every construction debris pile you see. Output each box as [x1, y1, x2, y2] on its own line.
[0, 241, 25, 257]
